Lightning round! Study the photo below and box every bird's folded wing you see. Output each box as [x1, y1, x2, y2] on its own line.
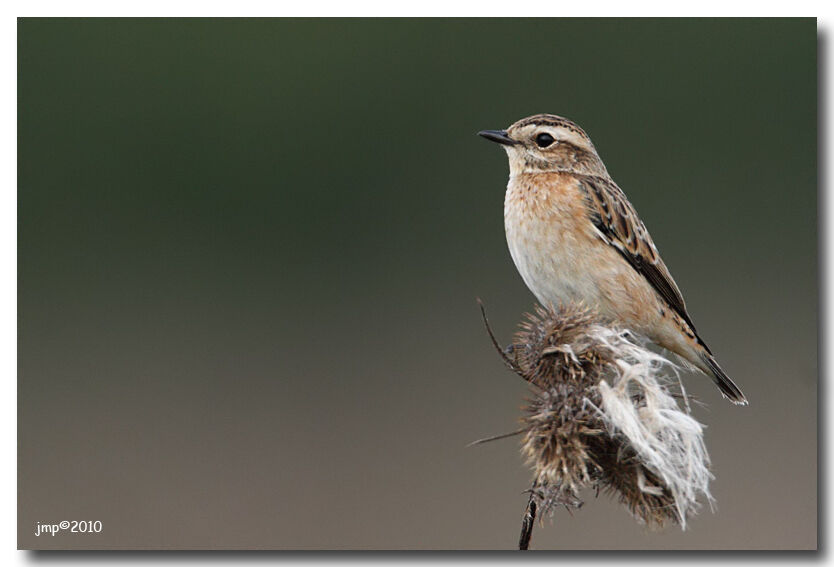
[577, 175, 700, 337]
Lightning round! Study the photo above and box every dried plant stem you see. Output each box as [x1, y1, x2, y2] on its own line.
[477, 298, 521, 374]
[518, 482, 538, 551]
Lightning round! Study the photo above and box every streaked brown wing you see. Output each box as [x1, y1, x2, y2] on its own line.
[577, 175, 702, 339]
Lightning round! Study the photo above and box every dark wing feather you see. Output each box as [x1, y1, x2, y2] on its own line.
[577, 175, 707, 349]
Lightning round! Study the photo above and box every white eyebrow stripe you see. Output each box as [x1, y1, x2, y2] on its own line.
[545, 126, 594, 151]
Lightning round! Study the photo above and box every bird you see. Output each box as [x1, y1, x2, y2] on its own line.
[478, 114, 746, 404]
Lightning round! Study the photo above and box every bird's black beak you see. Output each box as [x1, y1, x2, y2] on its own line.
[478, 129, 518, 146]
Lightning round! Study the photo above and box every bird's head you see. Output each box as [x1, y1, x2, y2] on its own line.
[479, 114, 608, 178]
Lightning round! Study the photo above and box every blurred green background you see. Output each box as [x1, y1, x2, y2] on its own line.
[18, 18, 816, 549]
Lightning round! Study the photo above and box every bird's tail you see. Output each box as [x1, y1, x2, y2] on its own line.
[700, 353, 747, 405]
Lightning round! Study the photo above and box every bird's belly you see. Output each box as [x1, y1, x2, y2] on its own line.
[505, 219, 605, 310]
[505, 215, 662, 336]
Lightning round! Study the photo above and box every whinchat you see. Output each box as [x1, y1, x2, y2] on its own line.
[479, 114, 746, 404]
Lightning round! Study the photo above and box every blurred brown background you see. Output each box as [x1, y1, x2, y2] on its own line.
[18, 18, 816, 549]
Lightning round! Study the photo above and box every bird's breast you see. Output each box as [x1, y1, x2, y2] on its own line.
[503, 173, 613, 310]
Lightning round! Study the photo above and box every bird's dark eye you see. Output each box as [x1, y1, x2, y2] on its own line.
[535, 133, 555, 148]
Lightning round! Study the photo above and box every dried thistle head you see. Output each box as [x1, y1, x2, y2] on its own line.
[496, 302, 713, 530]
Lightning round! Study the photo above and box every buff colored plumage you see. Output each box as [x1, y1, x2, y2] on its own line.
[479, 114, 746, 404]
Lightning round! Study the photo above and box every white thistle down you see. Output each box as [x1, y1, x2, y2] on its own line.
[591, 325, 714, 529]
